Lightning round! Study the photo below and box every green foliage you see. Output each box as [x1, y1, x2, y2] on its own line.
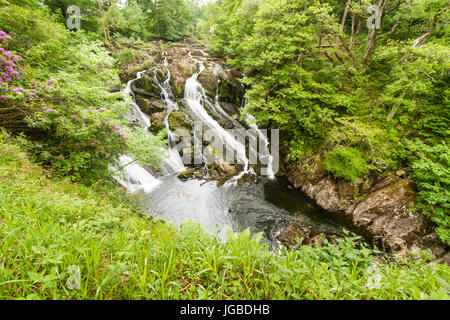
[0, 3, 166, 184]
[323, 147, 367, 181]
[201, 0, 449, 238]
[407, 140, 450, 243]
[115, 48, 135, 66]
[0, 139, 449, 299]
[374, 42, 449, 140]
[23, 86, 128, 182]
[0, 3, 69, 77]
[236, 0, 346, 158]
[148, 0, 197, 40]
[126, 128, 167, 168]
[205, 0, 263, 58]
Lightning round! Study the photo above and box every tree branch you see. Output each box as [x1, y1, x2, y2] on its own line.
[376, 1, 412, 40]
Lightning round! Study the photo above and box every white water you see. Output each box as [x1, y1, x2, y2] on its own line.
[115, 64, 185, 194]
[154, 57, 185, 174]
[114, 155, 161, 193]
[124, 70, 151, 128]
[246, 112, 275, 179]
[184, 54, 249, 171]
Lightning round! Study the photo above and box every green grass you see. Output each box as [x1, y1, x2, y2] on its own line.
[0, 136, 449, 300]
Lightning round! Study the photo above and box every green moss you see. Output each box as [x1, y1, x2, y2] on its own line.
[168, 110, 191, 131]
[177, 167, 197, 180]
[323, 147, 367, 181]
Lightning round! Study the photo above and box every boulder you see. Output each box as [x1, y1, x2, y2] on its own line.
[168, 110, 191, 131]
[198, 66, 218, 98]
[208, 162, 237, 181]
[131, 74, 160, 98]
[352, 179, 445, 257]
[276, 225, 311, 249]
[149, 111, 167, 134]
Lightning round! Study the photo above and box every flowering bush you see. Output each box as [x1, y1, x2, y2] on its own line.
[0, 30, 165, 183]
[0, 30, 24, 97]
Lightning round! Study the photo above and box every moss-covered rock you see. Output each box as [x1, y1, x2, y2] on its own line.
[135, 95, 166, 115]
[208, 163, 237, 181]
[198, 66, 218, 98]
[218, 79, 244, 107]
[166, 56, 196, 98]
[132, 74, 160, 98]
[168, 110, 191, 131]
[149, 111, 167, 134]
[178, 168, 198, 180]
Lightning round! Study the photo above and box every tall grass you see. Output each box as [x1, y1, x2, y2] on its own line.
[0, 136, 449, 300]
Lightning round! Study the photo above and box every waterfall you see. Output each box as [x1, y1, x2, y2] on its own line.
[124, 70, 151, 128]
[114, 63, 184, 194]
[210, 63, 236, 124]
[113, 155, 161, 193]
[247, 114, 275, 179]
[110, 71, 161, 194]
[153, 56, 185, 174]
[107, 47, 337, 248]
[117, 51, 273, 193]
[184, 53, 249, 171]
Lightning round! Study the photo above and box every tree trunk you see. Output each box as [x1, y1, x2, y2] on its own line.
[363, 0, 386, 64]
[413, 6, 450, 48]
[97, 0, 110, 47]
[341, 1, 350, 30]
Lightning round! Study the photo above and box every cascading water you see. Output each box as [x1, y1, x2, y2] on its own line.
[114, 48, 344, 247]
[113, 71, 160, 194]
[244, 100, 275, 180]
[184, 53, 249, 171]
[115, 62, 185, 193]
[153, 56, 185, 174]
[114, 155, 161, 193]
[124, 70, 151, 128]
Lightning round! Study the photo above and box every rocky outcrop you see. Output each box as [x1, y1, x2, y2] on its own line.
[168, 110, 191, 131]
[121, 42, 246, 184]
[124, 42, 244, 132]
[283, 154, 448, 258]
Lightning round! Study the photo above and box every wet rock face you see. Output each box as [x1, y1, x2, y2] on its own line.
[168, 110, 191, 131]
[352, 179, 445, 257]
[149, 111, 166, 134]
[167, 56, 196, 98]
[197, 66, 217, 97]
[132, 74, 160, 99]
[208, 162, 238, 181]
[178, 168, 203, 180]
[276, 224, 342, 249]
[218, 79, 245, 107]
[135, 96, 166, 115]
[126, 42, 245, 134]
[284, 155, 448, 258]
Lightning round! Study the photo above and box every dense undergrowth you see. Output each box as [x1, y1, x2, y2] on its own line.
[0, 3, 166, 183]
[1, 135, 449, 299]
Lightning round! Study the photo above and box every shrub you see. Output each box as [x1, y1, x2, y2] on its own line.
[407, 140, 450, 244]
[323, 146, 367, 181]
[115, 48, 135, 66]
